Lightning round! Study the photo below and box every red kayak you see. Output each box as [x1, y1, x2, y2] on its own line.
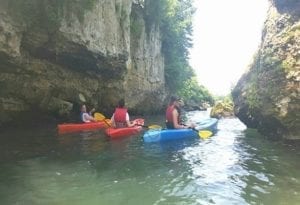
[105, 118, 144, 138]
[58, 120, 110, 134]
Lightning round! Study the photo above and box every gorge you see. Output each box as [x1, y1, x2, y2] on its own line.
[0, 0, 299, 140]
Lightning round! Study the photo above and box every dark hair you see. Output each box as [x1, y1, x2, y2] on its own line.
[169, 95, 180, 105]
[80, 104, 86, 111]
[118, 99, 125, 108]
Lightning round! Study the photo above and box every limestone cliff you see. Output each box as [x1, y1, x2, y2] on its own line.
[0, 0, 166, 125]
[233, 0, 300, 140]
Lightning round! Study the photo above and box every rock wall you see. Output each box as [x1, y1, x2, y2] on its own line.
[0, 0, 166, 125]
[233, 0, 300, 140]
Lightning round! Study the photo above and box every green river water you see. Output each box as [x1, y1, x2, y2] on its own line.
[0, 111, 299, 205]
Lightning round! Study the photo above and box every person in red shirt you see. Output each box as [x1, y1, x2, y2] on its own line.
[110, 99, 135, 128]
[165, 96, 195, 129]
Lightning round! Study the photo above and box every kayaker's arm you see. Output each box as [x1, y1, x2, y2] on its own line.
[126, 113, 135, 127]
[110, 114, 116, 128]
[89, 108, 96, 116]
[82, 113, 96, 122]
[172, 109, 188, 129]
[126, 120, 135, 127]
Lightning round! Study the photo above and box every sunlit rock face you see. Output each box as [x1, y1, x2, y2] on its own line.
[0, 1, 166, 125]
[233, 1, 300, 140]
[210, 101, 234, 119]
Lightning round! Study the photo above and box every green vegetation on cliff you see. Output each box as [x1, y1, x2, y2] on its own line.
[143, 0, 212, 101]
[211, 95, 234, 118]
[232, 4, 300, 139]
[143, 0, 194, 89]
[178, 77, 214, 105]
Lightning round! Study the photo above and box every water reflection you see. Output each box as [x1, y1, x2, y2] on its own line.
[57, 131, 107, 156]
[239, 133, 300, 205]
[176, 118, 248, 204]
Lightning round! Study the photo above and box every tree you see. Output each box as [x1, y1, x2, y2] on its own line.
[144, 0, 196, 92]
[178, 77, 214, 105]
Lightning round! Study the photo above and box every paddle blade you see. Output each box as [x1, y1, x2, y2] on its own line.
[94, 112, 106, 121]
[148, 125, 162, 129]
[135, 124, 162, 129]
[199, 130, 213, 139]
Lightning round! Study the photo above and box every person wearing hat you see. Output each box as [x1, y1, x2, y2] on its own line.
[165, 96, 193, 129]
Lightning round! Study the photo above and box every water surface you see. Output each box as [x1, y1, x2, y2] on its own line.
[0, 111, 299, 205]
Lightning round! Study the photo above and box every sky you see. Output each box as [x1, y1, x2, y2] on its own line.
[189, 0, 269, 96]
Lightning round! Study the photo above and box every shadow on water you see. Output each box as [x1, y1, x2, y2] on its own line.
[237, 130, 300, 205]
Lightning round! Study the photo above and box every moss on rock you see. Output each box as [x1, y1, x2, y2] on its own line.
[210, 99, 234, 119]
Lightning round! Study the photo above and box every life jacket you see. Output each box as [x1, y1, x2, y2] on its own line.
[165, 105, 180, 129]
[166, 105, 175, 123]
[114, 108, 128, 127]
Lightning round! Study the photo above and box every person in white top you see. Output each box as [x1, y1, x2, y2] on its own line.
[80, 104, 96, 123]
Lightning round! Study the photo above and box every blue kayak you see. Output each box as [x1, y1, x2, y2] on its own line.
[195, 118, 218, 132]
[143, 118, 218, 143]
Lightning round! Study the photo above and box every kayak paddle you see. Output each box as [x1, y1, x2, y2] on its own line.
[94, 112, 105, 121]
[94, 112, 111, 127]
[184, 123, 213, 139]
[136, 124, 162, 129]
[198, 130, 213, 139]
